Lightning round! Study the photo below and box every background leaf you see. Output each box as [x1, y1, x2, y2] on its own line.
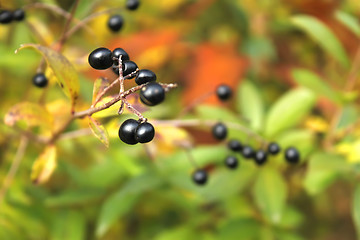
[88, 117, 109, 147]
[31, 145, 57, 184]
[353, 184, 360, 239]
[335, 11, 360, 37]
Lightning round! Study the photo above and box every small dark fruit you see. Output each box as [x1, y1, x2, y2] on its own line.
[268, 142, 281, 155]
[225, 156, 238, 169]
[112, 48, 130, 65]
[228, 139, 242, 151]
[118, 119, 139, 145]
[242, 145, 254, 159]
[212, 122, 227, 140]
[0, 10, 13, 24]
[126, 0, 140, 10]
[192, 169, 208, 185]
[216, 84, 232, 101]
[32, 73, 48, 88]
[254, 150, 267, 165]
[135, 122, 155, 143]
[112, 61, 138, 77]
[13, 9, 25, 21]
[107, 14, 124, 32]
[135, 69, 157, 85]
[140, 82, 165, 106]
[88, 47, 113, 70]
[285, 147, 300, 164]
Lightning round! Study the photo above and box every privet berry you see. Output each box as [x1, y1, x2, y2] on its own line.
[140, 82, 165, 106]
[225, 156, 238, 169]
[216, 84, 232, 101]
[212, 122, 227, 140]
[112, 48, 130, 64]
[268, 142, 281, 155]
[32, 73, 48, 88]
[135, 122, 155, 143]
[113, 61, 138, 77]
[135, 69, 156, 85]
[285, 147, 300, 164]
[192, 169, 208, 185]
[241, 145, 254, 159]
[0, 10, 13, 24]
[118, 119, 139, 145]
[13, 9, 25, 21]
[254, 150, 267, 165]
[228, 139, 242, 151]
[126, 0, 140, 10]
[88, 47, 113, 70]
[108, 14, 124, 32]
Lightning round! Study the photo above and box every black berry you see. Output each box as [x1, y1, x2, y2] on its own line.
[135, 122, 155, 143]
[108, 14, 124, 32]
[135, 69, 157, 85]
[126, 0, 140, 10]
[225, 156, 238, 169]
[13, 9, 25, 21]
[285, 147, 300, 164]
[113, 61, 138, 77]
[112, 48, 130, 65]
[254, 150, 267, 165]
[242, 145, 254, 159]
[0, 10, 13, 24]
[140, 82, 165, 106]
[228, 139, 242, 151]
[88, 47, 113, 70]
[268, 142, 281, 155]
[118, 119, 139, 145]
[32, 73, 48, 88]
[212, 122, 227, 140]
[216, 84, 232, 101]
[192, 169, 208, 185]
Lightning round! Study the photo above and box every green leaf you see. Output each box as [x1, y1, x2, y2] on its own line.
[335, 11, 360, 37]
[264, 88, 316, 137]
[253, 168, 287, 224]
[31, 145, 57, 184]
[218, 218, 261, 240]
[92, 77, 109, 104]
[88, 117, 109, 147]
[237, 80, 264, 131]
[291, 68, 343, 104]
[353, 184, 360, 239]
[303, 152, 349, 195]
[16, 44, 80, 111]
[50, 210, 85, 240]
[45, 189, 104, 207]
[291, 15, 350, 68]
[195, 105, 240, 123]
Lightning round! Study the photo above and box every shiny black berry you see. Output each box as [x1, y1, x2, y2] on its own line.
[254, 150, 267, 165]
[225, 156, 238, 169]
[212, 122, 227, 140]
[140, 82, 165, 106]
[113, 60, 138, 77]
[118, 119, 139, 145]
[0, 10, 13, 24]
[135, 122, 155, 143]
[112, 48, 130, 65]
[126, 0, 140, 10]
[242, 145, 254, 159]
[108, 14, 124, 32]
[285, 147, 300, 164]
[88, 47, 113, 70]
[268, 142, 281, 155]
[32, 73, 48, 88]
[216, 84, 232, 101]
[13, 9, 25, 21]
[192, 169, 208, 185]
[228, 139, 242, 151]
[135, 69, 156, 85]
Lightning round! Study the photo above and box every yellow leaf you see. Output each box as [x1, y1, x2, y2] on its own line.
[155, 126, 192, 154]
[304, 116, 329, 133]
[88, 117, 110, 148]
[31, 145, 57, 184]
[336, 140, 360, 163]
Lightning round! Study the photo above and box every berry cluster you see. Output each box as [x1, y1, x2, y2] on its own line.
[0, 8, 25, 24]
[88, 46, 170, 145]
[107, 0, 140, 32]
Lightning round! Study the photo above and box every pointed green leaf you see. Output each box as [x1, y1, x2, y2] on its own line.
[253, 168, 287, 224]
[335, 11, 360, 37]
[291, 15, 350, 68]
[353, 184, 360, 239]
[50, 210, 85, 240]
[265, 88, 316, 137]
[237, 80, 264, 131]
[16, 44, 80, 111]
[31, 145, 57, 184]
[88, 117, 109, 147]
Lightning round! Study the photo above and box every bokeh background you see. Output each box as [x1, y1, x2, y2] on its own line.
[1, 0, 360, 239]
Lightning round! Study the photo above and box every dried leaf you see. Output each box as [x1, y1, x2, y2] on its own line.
[31, 145, 57, 184]
[88, 117, 109, 147]
[92, 77, 110, 104]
